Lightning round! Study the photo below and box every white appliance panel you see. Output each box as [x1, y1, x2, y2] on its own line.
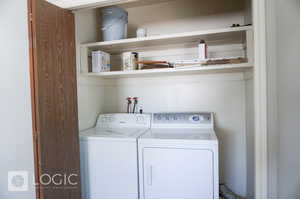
[80, 113, 151, 199]
[142, 147, 214, 199]
[80, 139, 139, 199]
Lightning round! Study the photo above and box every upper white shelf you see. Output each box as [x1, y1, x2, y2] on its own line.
[82, 63, 253, 78]
[46, 0, 175, 10]
[46, 0, 136, 9]
[81, 26, 252, 53]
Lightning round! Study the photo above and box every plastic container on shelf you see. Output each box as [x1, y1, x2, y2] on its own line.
[91, 51, 111, 73]
[101, 6, 128, 41]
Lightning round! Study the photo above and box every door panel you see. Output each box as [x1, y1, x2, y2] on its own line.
[143, 148, 214, 199]
[29, 0, 81, 198]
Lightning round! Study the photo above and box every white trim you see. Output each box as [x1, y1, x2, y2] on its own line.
[265, 0, 278, 198]
[253, 0, 269, 198]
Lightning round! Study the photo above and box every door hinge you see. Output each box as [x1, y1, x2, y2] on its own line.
[33, 130, 39, 143]
[29, 13, 33, 22]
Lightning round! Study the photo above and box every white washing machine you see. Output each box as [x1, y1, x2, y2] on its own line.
[138, 112, 219, 199]
[80, 113, 151, 199]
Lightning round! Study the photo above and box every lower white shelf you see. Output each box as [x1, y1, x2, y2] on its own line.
[81, 63, 253, 78]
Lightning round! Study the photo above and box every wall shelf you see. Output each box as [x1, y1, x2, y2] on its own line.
[81, 26, 252, 53]
[79, 26, 254, 78]
[47, 0, 176, 10]
[81, 63, 253, 78]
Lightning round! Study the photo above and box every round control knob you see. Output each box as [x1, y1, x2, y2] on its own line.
[192, 115, 200, 121]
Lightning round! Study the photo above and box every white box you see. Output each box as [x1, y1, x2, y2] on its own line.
[198, 42, 207, 61]
[92, 51, 111, 73]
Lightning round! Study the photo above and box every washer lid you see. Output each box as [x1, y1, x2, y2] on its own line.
[80, 127, 148, 141]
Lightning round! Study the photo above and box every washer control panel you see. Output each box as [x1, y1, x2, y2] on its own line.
[153, 113, 212, 125]
[96, 114, 151, 128]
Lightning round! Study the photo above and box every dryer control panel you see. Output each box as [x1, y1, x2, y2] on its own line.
[152, 113, 213, 128]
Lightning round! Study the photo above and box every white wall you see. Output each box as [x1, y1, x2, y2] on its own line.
[275, 0, 300, 198]
[0, 1, 36, 199]
[123, 0, 245, 38]
[75, 9, 109, 130]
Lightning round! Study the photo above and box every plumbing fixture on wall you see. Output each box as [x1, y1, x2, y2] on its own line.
[126, 97, 139, 114]
[132, 97, 138, 114]
[126, 97, 132, 113]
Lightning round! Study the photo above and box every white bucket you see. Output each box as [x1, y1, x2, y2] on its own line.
[101, 6, 128, 41]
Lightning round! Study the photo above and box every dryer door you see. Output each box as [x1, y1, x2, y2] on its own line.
[142, 147, 214, 199]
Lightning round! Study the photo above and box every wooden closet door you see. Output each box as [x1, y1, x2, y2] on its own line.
[28, 0, 81, 199]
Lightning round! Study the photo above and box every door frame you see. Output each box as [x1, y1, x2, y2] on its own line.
[27, 0, 41, 199]
[253, 0, 277, 198]
[27, 0, 275, 198]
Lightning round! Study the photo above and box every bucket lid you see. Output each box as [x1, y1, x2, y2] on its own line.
[101, 6, 128, 16]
